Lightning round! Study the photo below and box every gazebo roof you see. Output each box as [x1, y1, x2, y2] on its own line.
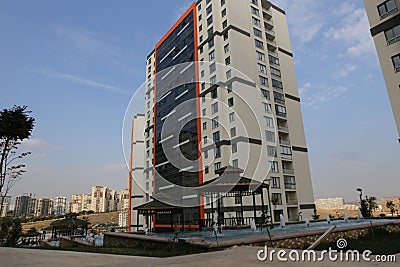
[133, 199, 182, 211]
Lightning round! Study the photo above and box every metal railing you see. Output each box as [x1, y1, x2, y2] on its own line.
[278, 125, 289, 132]
[262, 8, 272, 16]
[283, 168, 295, 175]
[279, 139, 291, 146]
[281, 153, 292, 160]
[387, 35, 400, 45]
[284, 183, 297, 190]
[276, 111, 287, 118]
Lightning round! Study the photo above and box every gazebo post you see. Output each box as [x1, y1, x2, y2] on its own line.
[240, 191, 244, 225]
[181, 209, 184, 231]
[217, 193, 221, 225]
[170, 210, 173, 229]
[210, 193, 214, 227]
[252, 192, 257, 224]
[261, 189, 265, 215]
[137, 211, 140, 231]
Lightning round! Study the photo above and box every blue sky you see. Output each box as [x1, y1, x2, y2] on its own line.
[0, 0, 399, 203]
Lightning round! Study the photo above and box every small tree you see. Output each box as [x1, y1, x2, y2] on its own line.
[0, 105, 35, 214]
[360, 196, 377, 218]
[386, 200, 396, 217]
[0, 217, 22, 247]
[311, 206, 320, 220]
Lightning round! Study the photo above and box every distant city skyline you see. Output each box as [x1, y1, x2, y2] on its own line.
[1, 0, 399, 203]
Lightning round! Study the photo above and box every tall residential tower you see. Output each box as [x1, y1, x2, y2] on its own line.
[364, 0, 400, 142]
[130, 0, 315, 232]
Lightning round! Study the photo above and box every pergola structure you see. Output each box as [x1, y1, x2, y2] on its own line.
[49, 214, 90, 238]
[133, 166, 273, 232]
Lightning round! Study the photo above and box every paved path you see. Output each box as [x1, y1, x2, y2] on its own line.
[0, 247, 398, 266]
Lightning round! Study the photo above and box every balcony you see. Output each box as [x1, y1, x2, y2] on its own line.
[278, 125, 289, 132]
[268, 50, 278, 58]
[281, 153, 293, 160]
[387, 36, 400, 46]
[284, 183, 297, 190]
[283, 168, 295, 175]
[266, 39, 277, 49]
[276, 111, 287, 118]
[286, 199, 298, 205]
[279, 139, 291, 146]
[380, 7, 398, 20]
[262, 8, 272, 17]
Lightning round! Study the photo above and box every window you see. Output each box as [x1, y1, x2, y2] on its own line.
[201, 82, 206, 90]
[211, 89, 218, 99]
[224, 43, 230, 53]
[261, 89, 270, 99]
[206, 0, 211, 4]
[265, 130, 275, 142]
[271, 177, 280, 189]
[203, 136, 208, 144]
[275, 105, 287, 117]
[225, 56, 231, 65]
[226, 70, 232, 79]
[201, 70, 205, 77]
[202, 96, 206, 103]
[207, 16, 213, 26]
[209, 50, 215, 61]
[214, 162, 221, 170]
[199, 14, 202, 21]
[271, 193, 282, 205]
[269, 55, 280, 66]
[223, 31, 229, 40]
[274, 91, 285, 104]
[284, 176, 296, 189]
[213, 131, 220, 142]
[385, 25, 400, 45]
[212, 116, 219, 128]
[232, 143, 238, 153]
[235, 195, 241, 204]
[252, 17, 261, 27]
[256, 51, 266, 61]
[378, 0, 397, 19]
[199, 35, 203, 42]
[210, 75, 217, 84]
[204, 150, 209, 159]
[222, 20, 228, 28]
[254, 28, 262, 38]
[202, 108, 206, 116]
[251, 0, 258, 5]
[251, 7, 259, 16]
[264, 116, 274, 128]
[258, 63, 267, 74]
[259, 76, 268, 86]
[392, 54, 400, 72]
[230, 127, 236, 137]
[208, 38, 215, 48]
[270, 67, 281, 77]
[212, 102, 219, 114]
[232, 159, 239, 167]
[146, 150, 150, 158]
[203, 122, 207, 130]
[267, 145, 277, 157]
[146, 140, 150, 148]
[226, 83, 232, 92]
[272, 79, 283, 89]
[208, 26, 214, 36]
[198, 4, 202, 10]
[146, 182, 149, 190]
[228, 97, 234, 107]
[263, 103, 272, 113]
[199, 25, 203, 32]
[200, 46, 204, 53]
[229, 112, 235, 122]
[209, 62, 216, 73]
[206, 5, 212, 15]
[270, 161, 279, 173]
[215, 147, 221, 158]
[222, 8, 226, 17]
[255, 40, 264, 49]
[221, 0, 225, 6]
[205, 166, 209, 174]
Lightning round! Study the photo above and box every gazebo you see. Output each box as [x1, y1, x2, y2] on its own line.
[49, 214, 90, 238]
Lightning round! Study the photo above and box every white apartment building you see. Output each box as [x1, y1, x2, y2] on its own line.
[131, 0, 315, 232]
[71, 194, 92, 213]
[315, 198, 344, 210]
[364, 0, 400, 142]
[54, 196, 68, 216]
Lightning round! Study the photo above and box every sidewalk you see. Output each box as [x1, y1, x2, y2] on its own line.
[0, 246, 397, 267]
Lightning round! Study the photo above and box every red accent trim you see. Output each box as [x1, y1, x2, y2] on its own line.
[128, 119, 135, 232]
[193, 6, 205, 223]
[155, 3, 197, 50]
[155, 224, 200, 229]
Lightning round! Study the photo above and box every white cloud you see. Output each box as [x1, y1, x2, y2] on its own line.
[324, 4, 375, 58]
[300, 83, 348, 107]
[336, 64, 358, 78]
[21, 139, 59, 151]
[36, 70, 131, 95]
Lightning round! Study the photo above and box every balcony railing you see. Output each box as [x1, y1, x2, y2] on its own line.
[264, 17, 273, 25]
[278, 125, 289, 132]
[268, 50, 278, 57]
[281, 153, 293, 160]
[265, 28, 275, 36]
[283, 168, 295, 174]
[387, 36, 400, 45]
[380, 7, 398, 19]
[279, 139, 291, 146]
[286, 199, 298, 205]
[285, 183, 297, 190]
[276, 111, 287, 118]
[266, 39, 277, 47]
[263, 7, 272, 16]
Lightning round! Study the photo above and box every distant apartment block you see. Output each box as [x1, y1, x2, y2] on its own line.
[119, 211, 128, 228]
[71, 194, 92, 213]
[364, 0, 400, 142]
[118, 188, 130, 211]
[315, 198, 344, 210]
[14, 193, 32, 217]
[54, 196, 68, 216]
[91, 186, 117, 213]
[0, 195, 12, 217]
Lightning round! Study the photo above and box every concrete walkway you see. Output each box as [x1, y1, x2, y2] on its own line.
[0, 247, 397, 266]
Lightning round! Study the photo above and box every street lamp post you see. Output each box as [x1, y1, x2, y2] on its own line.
[263, 178, 273, 228]
[356, 188, 363, 203]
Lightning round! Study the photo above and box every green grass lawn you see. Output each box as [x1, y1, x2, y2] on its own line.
[316, 227, 400, 255]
